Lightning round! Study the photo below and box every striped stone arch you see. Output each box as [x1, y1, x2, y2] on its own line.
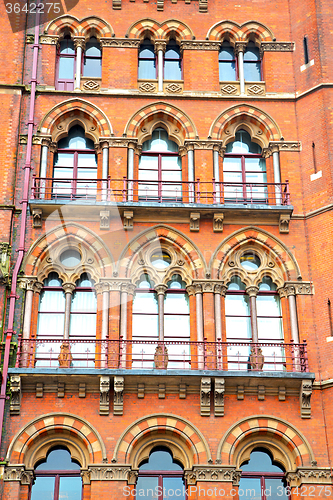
[209, 104, 281, 148]
[209, 226, 301, 281]
[207, 20, 274, 43]
[112, 414, 212, 467]
[126, 18, 193, 40]
[23, 222, 114, 280]
[6, 412, 107, 467]
[38, 98, 113, 143]
[217, 416, 315, 470]
[125, 102, 197, 145]
[117, 225, 206, 279]
[45, 15, 113, 37]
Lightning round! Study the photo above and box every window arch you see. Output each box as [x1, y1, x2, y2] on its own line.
[138, 38, 156, 80]
[83, 36, 102, 78]
[30, 446, 82, 500]
[239, 448, 289, 499]
[136, 447, 185, 500]
[138, 128, 182, 201]
[56, 33, 75, 90]
[164, 39, 182, 80]
[223, 129, 267, 202]
[244, 41, 262, 81]
[219, 40, 236, 81]
[52, 125, 98, 199]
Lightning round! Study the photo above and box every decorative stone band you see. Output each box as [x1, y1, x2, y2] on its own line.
[3, 465, 34, 485]
[269, 141, 301, 152]
[286, 468, 332, 487]
[184, 466, 242, 486]
[278, 281, 314, 298]
[99, 137, 139, 150]
[188, 280, 227, 295]
[85, 464, 136, 482]
[39, 34, 59, 44]
[100, 39, 140, 48]
[180, 41, 221, 51]
[261, 42, 295, 52]
[99, 279, 137, 294]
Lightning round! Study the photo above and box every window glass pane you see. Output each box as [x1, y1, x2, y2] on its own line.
[132, 314, 158, 339]
[228, 277, 246, 290]
[54, 153, 74, 168]
[257, 295, 281, 316]
[219, 61, 236, 81]
[139, 155, 159, 170]
[165, 40, 180, 59]
[70, 313, 96, 338]
[140, 449, 183, 470]
[83, 58, 102, 78]
[265, 478, 288, 499]
[227, 342, 251, 370]
[238, 477, 261, 499]
[244, 62, 261, 81]
[226, 130, 261, 154]
[225, 294, 250, 316]
[71, 291, 96, 312]
[161, 171, 182, 183]
[39, 290, 65, 312]
[163, 477, 185, 499]
[241, 450, 285, 472]
[36, 448, 80, 470]
[59, 477, 82, 500]
[58, 58, 74, 79]
[133, 292, 158, 314]
[77, 153, 97, 168]
[226, 316, 252, 339]
[245, 158, 266, 173]
[223, 157, 242, 171]
[85, 38, 101, 56]
[135, 477, 159, 500]
[258, 318, 283, 341]
[30, 476, 55, 500]
[161, 156, 181, 171]
[244, 43, 260, 61]
[59, 38, 75, 54]
[164, 293, 189, 314]
[138, 59, 156, 80]
[165, 316, 190, 338]
[164, 60, 182, 80]
[219, 43, 234, 60]
[36, 314, 64, 340]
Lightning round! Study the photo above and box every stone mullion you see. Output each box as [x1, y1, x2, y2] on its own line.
[187, 286, 197, 370]
[126, 290, 134, 369]
[95, 284, 107, 368]
[202, 290, 216, 369]
[108, 284, 121, 369]
[62, 283, 75, 341]
[214, 285, 227, 370]
[246, 286, 259, 343]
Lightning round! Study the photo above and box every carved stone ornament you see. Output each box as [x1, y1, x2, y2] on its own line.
[100, 375, 110, 416]
[283, 281, 314, 295]
[4, 465, 34, 485]
[165, 83, 182, 94]
[114, 376, 124, 415]
[139, 82, 157, 93]
[249, 347, 264, 371]
[73, 37, 86, 50]
[199, 0, 208, 12]
[247, 84, 265, 96]
[137, 383, 145, 399]
[39, 34, 59, 44]
[179, 383, 186, 399]
[83, 80, 100, 91]
[88, 464, 133, 481]
[181, 41, 221, 51]
[10, 376, 21, 415]
[190, 212, 200, 232]
[32, 208, 42, 228]
[157, 0, 164, 11]
[100, 38, 140, 48]
[100, 210, 110, 230]
[270, 141, 301, 152]
[113, 0, 122, 10]
[213, 213, 224, 232]
[57, 382, 65, 398]
[154, 41, 167, 53]
[185, 466, 242, 485]
[220, 84, 239, 95]
[123, 210, 134, 230]
[214, 377, 225, 417]
[300, 379, 312, 418]
[200, 377, 211, 417]
[279, 213, 291, 233]
[154, 344, 169, 369]
[58, 342, 73, 368]
[286, 468, 332, 487]
[261, 41, 295, 52]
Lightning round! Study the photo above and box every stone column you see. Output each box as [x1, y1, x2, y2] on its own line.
[187, 144, 195, 203]
[272, 144, 282, 204]
[74, 37, 85, 90]
[194, 284, 204, 369]
[246, 286, 259, 343]
[40, 140, 49, 199]
[155, 284, 168, 342]
[95, 282, 110, 368]
[62, 283, 75, 340]
[101, 142, 109, 201]
[235, 42, 246, 95]
[120, 284, 128, 369]
[213, 145, 225, 203]
[285, 286, 300, 344]
[155, 41, 166, 92]
[127, 142, 135, 201]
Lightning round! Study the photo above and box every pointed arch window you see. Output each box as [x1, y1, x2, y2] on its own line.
[239, 448, 289, 499]
[83, 36, 102, 78]
[164, 39, 182, 80]
[30, 447, 82, 500]
[244, 41, 262, 81]
[52, 125, 98, 199]
[136, 447, 185, 500]
[139, 128, 182, 201]
[56, 34, 75, 90]
[223, 129, 267, 202]
[219, 41, 236, 81]
[138, 38, 156, 80]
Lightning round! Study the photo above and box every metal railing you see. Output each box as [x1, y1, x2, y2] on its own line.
[31, 176, 291, 206]
[14, 337, 308, 372]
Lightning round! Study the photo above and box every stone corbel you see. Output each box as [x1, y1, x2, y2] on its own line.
[300, 379, 312, 418]
[114, 376, 124, 415]
[100, 375, 110, 415]
[258, 385, 265, 401]
[10, 376, 21, 415]
[214, 377, 225, 416]
[57, 382, 65, 398]
[213, 213, 224, 232]
[279, 213, 290, 233]
[179, 383, 186, 399]
[100, 210, 110, 230]
[237, 385, 244, 400]
[3, 465, 34, 485]
[113, 0, 122, 9]
[158, 383, 166, 399]
[32, 208, 43, 228]
[123, 210, 134, 230]
[79, 383, 86, 398]
[36, 382, 43, 398]
[198, 0, 208, 12]
[137, 383, 145, 398]
[200, 377, 211, 416]
[157, 0, 164, 10]
[190, 212, 200, 232]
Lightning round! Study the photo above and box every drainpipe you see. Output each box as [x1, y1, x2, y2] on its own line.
[0, 15, 40, 449]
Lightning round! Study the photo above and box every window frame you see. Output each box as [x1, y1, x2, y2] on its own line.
[163, 39, 183, 81]
[218, 41, 238, 82]
[243, 41, 262, 82]
[82, 36, 102, 79]
[138, 38, 157, 80]
[55, 35, 76, 91]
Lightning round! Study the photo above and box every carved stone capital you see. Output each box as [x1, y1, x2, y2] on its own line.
[114, 376, 124, 415]
[155, 284, 168, 296]
[284, 281, 313, 295]
[62, 282, 76, 294]
[95, 282, 110, 294]
[73, 37, 86, 50]
[154, 40, 167, 53]
[234, 42, 247, 55]
[285, 284, 296, 297]
[245, 285, 259, 298]
[286, 468, 332, 487]
[214, 284, 227, 296]
[3, 465, 34, 485]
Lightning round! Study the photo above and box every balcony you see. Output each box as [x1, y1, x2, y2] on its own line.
[30, 177, 292, 226]
[14, 337, 308, 373]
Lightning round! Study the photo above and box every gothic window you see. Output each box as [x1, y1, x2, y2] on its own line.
[244, 41, 262, 81]
[56, 34, 75, 91]
[30, 447, 82, 500]
[239, 448, 289, 499]
[219, 41, 236, 81]
[136, 447, 185, 500]
[164, 39, 182, 80]
[83, 36, 102, 78]
[138, 38, 156, 79]
[52, 125, 98, 198]
[139, 128, 182, 201]
[223, 129, 267, 202]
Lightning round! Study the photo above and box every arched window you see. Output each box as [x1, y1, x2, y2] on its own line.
[138, 38, 156, 80]
[136, 447, 185, 500]
[239, 448, 289, 499]
[225, 273, 284, 370]
[164, 39, 182, 80]
[30, 446, 82, 500]
[139, 128, 182, 201]
[36, 271, 97, 367]
[244, 41, 262, 81]
[52, 125, 98, 199]
[223, 129, 267, 202]
[83, 36, 102, 78]
[219, 41, 236, 81]
[56, 34, 75, 90]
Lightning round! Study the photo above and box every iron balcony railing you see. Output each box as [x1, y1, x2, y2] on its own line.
[14, 337, 308, 372]
[31, 176, 291, 206]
